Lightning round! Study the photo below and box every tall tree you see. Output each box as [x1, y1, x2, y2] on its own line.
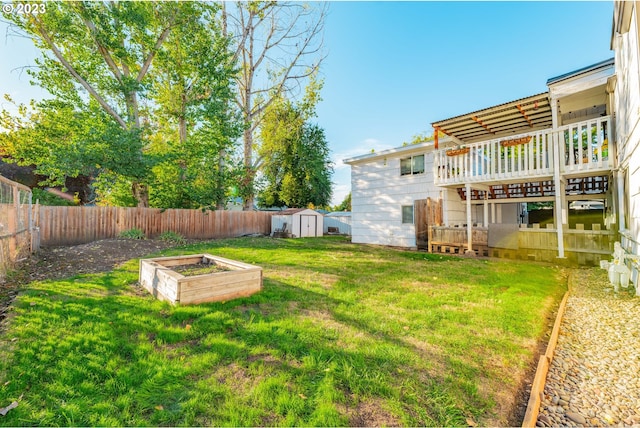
[149, 2, 241, 209]
[3, 2, 194, 206]
[222, 1, 327, 210]
[2, 2, 241, 208]
[258, 97, 332, 208]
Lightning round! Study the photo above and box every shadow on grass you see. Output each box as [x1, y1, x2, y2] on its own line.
[0, 260, 475, 426]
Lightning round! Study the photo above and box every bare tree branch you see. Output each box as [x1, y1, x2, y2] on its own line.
[28, 13, 128, 129]
[136, 15, 175, 83]
[226, 1, 327, 209]
[76, 4, 124, 85]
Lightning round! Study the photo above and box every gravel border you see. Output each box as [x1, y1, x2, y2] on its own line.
[537, 268, 640, 427]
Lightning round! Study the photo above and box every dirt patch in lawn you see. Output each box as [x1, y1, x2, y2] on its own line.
[172, 262, 230, 276]
[344, 397, 400, 427]
[0, 238, 204, 324]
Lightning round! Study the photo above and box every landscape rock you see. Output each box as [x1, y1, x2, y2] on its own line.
[537, 269, 639, 427]
[565, 411, 586, 425]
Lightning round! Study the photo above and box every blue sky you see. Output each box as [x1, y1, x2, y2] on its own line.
[0, 1, 615, 206]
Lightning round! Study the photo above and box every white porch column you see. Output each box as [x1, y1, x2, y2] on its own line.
[616, 169, 626, 231]
[551, 97, 566, 258]
[483, 192, 489, 227]
[466, 183, 473, 253]
[491, 203, 496, 224]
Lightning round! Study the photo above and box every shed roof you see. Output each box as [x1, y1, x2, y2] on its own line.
[278, 208, 306, 215]
[276, 208, 322, 216]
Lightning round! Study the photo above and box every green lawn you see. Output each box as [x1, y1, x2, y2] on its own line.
[0, 236, 566, 426]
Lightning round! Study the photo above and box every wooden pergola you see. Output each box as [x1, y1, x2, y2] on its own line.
[432, 92, 552, 148]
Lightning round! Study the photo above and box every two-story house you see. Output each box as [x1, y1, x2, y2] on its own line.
[345, 59, 615, 256]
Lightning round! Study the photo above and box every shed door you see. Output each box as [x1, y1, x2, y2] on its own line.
[300, 215, 317, 237]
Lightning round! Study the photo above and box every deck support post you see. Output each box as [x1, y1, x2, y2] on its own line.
[465, 183, 473, 254]
[483, 191, 489, 227]
[551, 98, 566, 259]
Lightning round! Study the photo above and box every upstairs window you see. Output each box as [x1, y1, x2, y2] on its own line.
[400, 154, 425, 176]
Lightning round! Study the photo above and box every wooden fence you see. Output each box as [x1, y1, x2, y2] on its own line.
[514, 224, 615, 265]
[35, 206, 274, 246]
[428, 225, 488, 255]
[428, 223, 616, 266]
[415, 198, 443, 250]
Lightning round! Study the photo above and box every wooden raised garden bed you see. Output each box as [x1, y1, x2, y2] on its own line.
[139, 254, 262, 305]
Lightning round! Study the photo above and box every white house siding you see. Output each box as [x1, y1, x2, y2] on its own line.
[350, 151, 465, 248]
[613, 0, 640, 286]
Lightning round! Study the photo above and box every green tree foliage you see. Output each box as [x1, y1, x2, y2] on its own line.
[402, 129, 446, 146]
[1, 2, 240, 208]
[147, 2, 241, 209]
[333, 192, 351, 212]
[258, 97, 332, 208]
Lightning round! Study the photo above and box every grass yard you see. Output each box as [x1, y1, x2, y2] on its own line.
[0, 236, 566, 426]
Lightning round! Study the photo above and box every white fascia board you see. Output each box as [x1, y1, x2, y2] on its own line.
[548, 66, 615, 99]
[343, 137, 454, 165]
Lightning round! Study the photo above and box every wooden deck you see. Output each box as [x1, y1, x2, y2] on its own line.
[428, 226, 488, 256]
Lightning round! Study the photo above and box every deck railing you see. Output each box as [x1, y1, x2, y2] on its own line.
[434, 116, 612, 186]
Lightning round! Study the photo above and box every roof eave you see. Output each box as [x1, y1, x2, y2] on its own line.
[546, 58, 615, 86]
[343, 139, 452, 165]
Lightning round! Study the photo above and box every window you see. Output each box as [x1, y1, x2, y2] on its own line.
[400, 154, 425, 175]
[402, 205, 414, 224]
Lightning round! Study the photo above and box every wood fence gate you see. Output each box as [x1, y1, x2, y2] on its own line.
[414, 198, 442, 250]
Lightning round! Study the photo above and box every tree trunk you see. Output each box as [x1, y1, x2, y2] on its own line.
[216, 148, 226, 210]
[178, 113, 188, 182]
[132, 181, 149, 207]
[242, 126, 255, 211]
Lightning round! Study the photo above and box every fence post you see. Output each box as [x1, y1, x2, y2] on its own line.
[8, 186, 18, 259]
[31, 201, 40, 253]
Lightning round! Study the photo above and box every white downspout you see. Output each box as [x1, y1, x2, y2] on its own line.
[616, 169, 626, 231]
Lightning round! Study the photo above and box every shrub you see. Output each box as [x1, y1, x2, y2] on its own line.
[118, 228, 146, 240]
[158, 231, 186, 245]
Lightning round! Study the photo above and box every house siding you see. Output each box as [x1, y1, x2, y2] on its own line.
[351, 152, 465, 247]
[613, 0, 640, 286]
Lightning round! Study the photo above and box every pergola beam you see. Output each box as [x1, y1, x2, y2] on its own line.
[516, 104, 534, 127]
[471, 115, 495, 134]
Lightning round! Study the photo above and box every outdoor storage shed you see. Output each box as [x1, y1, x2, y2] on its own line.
[271, 208, 324, 238]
